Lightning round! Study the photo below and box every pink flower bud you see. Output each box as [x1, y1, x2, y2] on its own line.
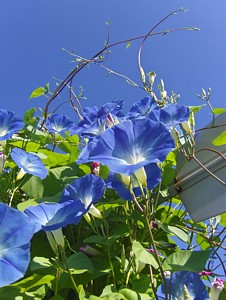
[90, 162, 100, 176]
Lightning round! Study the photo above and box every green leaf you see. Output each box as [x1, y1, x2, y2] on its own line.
[67, 252, 94, 274]
[84, 235, 107, 246]
[212, 108, 226, 114]
[12, 274, 54, 292]
[23, 107, 38, 126]
[30, 257, 52, 271]
[49, 296, 65, 300]
[168, 225, 188, 243]
[100, 285, 126, 299]
[196, 235, 211, 250]
[21, 176, 45, 198]
[29, 87, 45, 99]
[162, 250, 211, 272]
[7, 140, 40, 152]
[220, 213, 226, 226]
[44, 83, 50, 94]
[132, 241, 159, 269]
[188, 104, 205, 114]
[212, 131, 226, 146]
[126, 42, 131, 49]
[0, 286, 28, 300]
[119, 289, 148, 300]
[39, 149, 71, 167]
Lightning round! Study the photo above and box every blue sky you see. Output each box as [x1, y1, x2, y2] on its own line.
[0, 0, 225, 128]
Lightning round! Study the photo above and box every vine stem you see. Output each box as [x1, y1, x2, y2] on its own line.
[145, 214, 168, 300]
[138, 8, 184, 71]
[149, 265, 159, 300]
[41, 25, 197, 125]
[192, 155, 226, 186]
[68, 267, 80, 295]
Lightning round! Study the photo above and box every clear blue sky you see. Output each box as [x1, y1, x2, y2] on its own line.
[0, 0, 225, 128]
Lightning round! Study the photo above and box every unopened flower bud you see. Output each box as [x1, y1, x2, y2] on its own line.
[0, 152, 6, 173]
[202, 88, 206, 98]
[140, 67, 146, 83]
[148, 71, 156, 87]
[90, 162, 100, 176]
[134, 167, 147, 186]
[164, 271, 171, 277]
[80, 245, 101, 256]
[160, 90, 167, 99]
[88, 204, 102, 219]
[182, 121, 193, 136]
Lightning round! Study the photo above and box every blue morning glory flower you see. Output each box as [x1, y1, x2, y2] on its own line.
[0, 203, 35, 287]
[24, 200, 85, 232]
[106, 163, 162, 200]
[148, 103, 190, 130]
[11, 148, 48, 179]
[45, 114, 75, 134]
[77, 119, 175, 175]
[71, 100, 124, 137]
[126, 96, 157, 119]
[156, 271, 210, 300]
[59, 174, 105, 214]
[0, 109, 24, 141]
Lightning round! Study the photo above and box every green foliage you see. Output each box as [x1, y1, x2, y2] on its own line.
[162, 250, 211, 272]
[132, 241, 159, 269]
[29, 87, 45, 99]
[212, 131, 226, 146]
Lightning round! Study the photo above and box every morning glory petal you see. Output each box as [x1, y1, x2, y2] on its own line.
[0, 203, 35, 287]
[71, 100, 124, 137]
[157, 271, 210, 300]
[60, 174, 105, 212]
[11, 148, 48, 179]
[45, 113, 75, 134]
[24, 201, 85, 232]
[0, 109, 24, 141]
[106, 163, 162, 200]
[77, 119, 175, 175]
[126, 96, 157, 119]
[148, 103, 190, 130]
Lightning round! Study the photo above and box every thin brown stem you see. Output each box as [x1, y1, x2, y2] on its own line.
[192, 155, 226, 186]
[41, 26, 197, 125]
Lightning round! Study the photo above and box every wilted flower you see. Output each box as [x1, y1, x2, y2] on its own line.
[0, 109, 24, 141]
[0, 203, 35, 287]
[77, 119, 175, 176]
[11, 148, 48, 180]
[210, 278, 224, 300]
[45, 113, 75, 134]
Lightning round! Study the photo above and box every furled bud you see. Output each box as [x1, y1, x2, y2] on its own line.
[80, 245, 101, 256]
[148, 71, 156, 87]
[90, 162, 100, 176]
[140, 67, 146, 84]
[160, 90, 167, 99]
[0, 152, 6, 173]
